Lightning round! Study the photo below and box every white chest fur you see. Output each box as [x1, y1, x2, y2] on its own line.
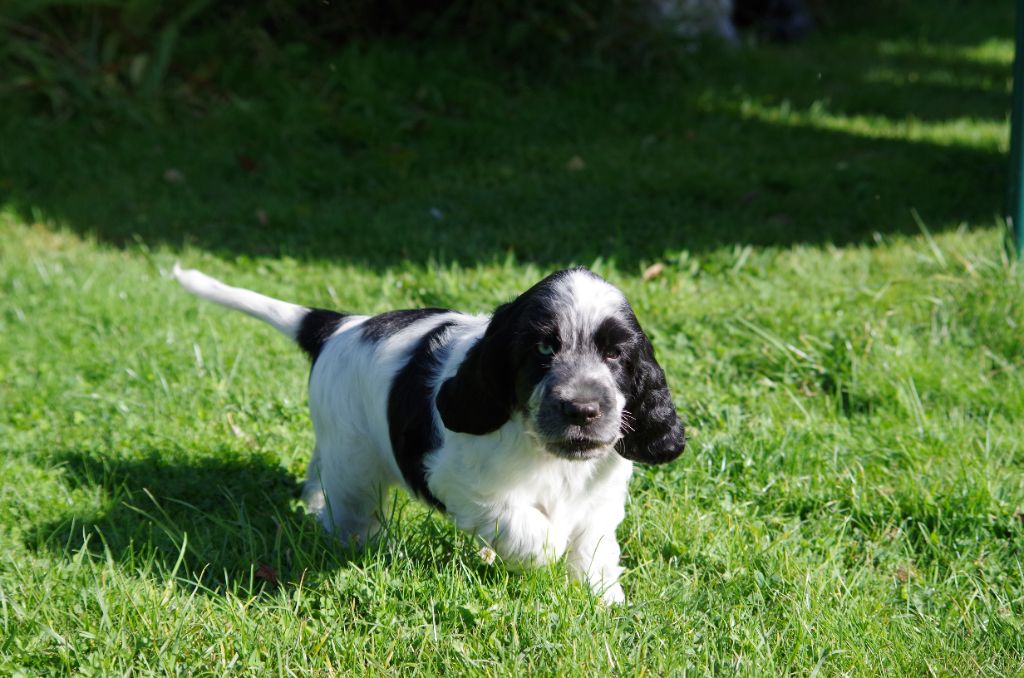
[425, 415, 632, 603]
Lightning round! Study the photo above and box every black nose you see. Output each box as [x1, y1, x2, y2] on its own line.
[560, 400, 601, 424]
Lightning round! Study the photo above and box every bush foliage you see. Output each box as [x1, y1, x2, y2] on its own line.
[1, 0, 696, 114]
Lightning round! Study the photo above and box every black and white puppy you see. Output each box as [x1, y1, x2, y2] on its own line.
[174, 265, 685, 603]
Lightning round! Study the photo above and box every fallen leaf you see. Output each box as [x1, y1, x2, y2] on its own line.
[254, 563, 279, 585]
[238, 154, 258, 172]
[163, 168, 185, 184]
[642, 262, 665, 281]
[565, 156, 586, 171]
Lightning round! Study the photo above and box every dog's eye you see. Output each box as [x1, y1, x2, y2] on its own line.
[604, 347, 622, 361]
[537, 342, 556, 356]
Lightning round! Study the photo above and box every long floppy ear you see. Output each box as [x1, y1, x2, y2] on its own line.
[436, 301, 521, 435]
[615, 332, 686, 464]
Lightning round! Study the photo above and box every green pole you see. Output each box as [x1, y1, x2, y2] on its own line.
[1010, 0, 1024, 253]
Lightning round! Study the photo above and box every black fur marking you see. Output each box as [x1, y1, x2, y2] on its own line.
[437, 266, 685, 464]
[437, 270, 570, 435]
[437, 268, 610, 435]
[437, 300, 524, 435]
[297, 309, 349, 362]
[362, 308, 450, 343]
[387, 321, 456, 510]
[614, 324, 687, 465]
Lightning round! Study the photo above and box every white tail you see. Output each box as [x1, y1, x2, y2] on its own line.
[173, 263, 308, 339]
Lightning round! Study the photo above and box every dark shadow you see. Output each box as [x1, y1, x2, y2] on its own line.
[26, 447, 355, 592]
[0, 2, 1012, 270]
[740, 47, 1011, 124]
[816, 0, 1012, 48]
[0, 106, 1004, 270]
[25, 446, 541, 594]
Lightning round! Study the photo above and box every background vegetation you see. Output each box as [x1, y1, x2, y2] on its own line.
[1, 0, 1021, 674]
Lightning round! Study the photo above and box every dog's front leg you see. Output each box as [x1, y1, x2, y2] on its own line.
[464, 503, 569, 570]
[567, 525, 625, 604]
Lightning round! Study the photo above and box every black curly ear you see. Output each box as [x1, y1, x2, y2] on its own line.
[436, 301, 521, 435]
[615, 332, 686, 464]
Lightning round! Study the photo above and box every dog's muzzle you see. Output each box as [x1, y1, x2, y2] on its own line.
[532, 373, 622, 460]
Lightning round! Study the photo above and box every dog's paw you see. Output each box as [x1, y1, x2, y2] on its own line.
[598, 582, 625, 606]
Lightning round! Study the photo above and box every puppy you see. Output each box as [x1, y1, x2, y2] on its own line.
[174, 265, 685, 603]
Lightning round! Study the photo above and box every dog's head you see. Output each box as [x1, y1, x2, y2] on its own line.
[437, 268, 685, 464]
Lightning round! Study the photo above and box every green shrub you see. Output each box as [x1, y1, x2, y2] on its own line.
[0, 0, 702, 115]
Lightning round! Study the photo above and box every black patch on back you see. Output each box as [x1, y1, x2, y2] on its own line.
[297, 309, 349, 362]
[387, 321, 455, 510]
[362, 308, 450, 343]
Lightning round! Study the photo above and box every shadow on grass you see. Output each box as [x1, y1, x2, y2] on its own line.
[746, 46, 1011, 124]
[25, 447, 464, 595]
[0, 2, 1011, 270]
[26, 444, 528, 604]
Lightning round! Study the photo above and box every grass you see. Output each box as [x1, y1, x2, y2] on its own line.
[2, 1, 1023, 674]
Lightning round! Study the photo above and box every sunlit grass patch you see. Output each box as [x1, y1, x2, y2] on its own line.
[2, 1, 1022, 673]
[733, 98, 1008, 151]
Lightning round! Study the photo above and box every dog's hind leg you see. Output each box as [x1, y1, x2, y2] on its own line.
[302, 439, 392, 546]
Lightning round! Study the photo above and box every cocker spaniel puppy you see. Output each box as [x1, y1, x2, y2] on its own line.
[174, 265, 685, 603]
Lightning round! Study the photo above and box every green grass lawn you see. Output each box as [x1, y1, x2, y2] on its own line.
[2, 1, 1023, 674]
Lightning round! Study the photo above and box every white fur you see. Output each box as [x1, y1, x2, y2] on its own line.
[173, 264, 308, 339]
[175, 266, 635, 603]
